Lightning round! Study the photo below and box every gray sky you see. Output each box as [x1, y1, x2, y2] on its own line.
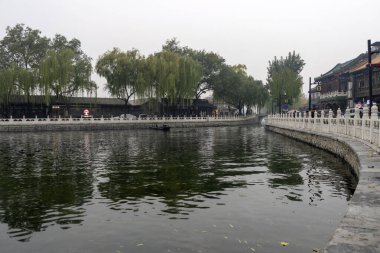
[0, 0, 378, 97]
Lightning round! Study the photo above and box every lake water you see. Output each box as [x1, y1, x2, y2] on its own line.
[0, 126, 356, 253]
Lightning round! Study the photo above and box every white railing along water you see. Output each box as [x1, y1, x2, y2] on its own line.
[0, 115, 249, 125]
[267, 104, 380, 151]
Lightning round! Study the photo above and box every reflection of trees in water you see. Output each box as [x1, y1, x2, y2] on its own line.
[265, 133, 357, 204]
[0, 133, 94, 242]
[0, 127, 357, 242]
[304, 153, 357, 205]
[97, 127, 267, 216]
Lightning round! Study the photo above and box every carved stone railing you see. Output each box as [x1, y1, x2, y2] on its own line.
[0, 115, 251, 125]
[267, 105, 380, 151]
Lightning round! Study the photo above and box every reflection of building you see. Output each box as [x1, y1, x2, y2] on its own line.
[314, 42, 380, 112]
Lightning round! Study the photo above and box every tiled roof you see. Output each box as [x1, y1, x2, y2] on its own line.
[59, 97, 125, 105]
[9, 95, 126, 106]
[315, 53, 366, 81]
[349, 54, 380, 73]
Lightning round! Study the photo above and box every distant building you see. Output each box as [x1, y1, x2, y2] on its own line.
[1, 95, 126, 118]
[0, 95, 216, 118]
[314, 43, 380, 112]
[310, 83, 321, 110]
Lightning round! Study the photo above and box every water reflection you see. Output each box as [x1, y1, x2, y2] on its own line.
[0, 133, 94, 241]
[0, 127, 356, 247]
[97, 128, 262, 217]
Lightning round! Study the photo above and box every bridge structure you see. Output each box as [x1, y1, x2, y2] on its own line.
[266, 105, 380, 253]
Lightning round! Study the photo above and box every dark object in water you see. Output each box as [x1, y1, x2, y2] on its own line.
[150, 124, 170, 131]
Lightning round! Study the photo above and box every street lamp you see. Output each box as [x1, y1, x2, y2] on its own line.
[368, 39, 380, 115]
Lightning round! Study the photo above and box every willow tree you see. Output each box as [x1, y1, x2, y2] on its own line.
[161, 38, 225, 99]
[266, 52, 304, 112]
[40, 48, 96, 106]
[0, 67, 17, 116]
[147, 51, 201, 115]
[96, 48, 147, 114]
[268, 66, 303, 113]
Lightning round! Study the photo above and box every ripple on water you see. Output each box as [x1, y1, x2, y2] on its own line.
[0, 127, 357, 253]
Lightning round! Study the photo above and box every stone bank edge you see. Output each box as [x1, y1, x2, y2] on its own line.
[265, 124, 380, 253]
[0, 116, 259, 132]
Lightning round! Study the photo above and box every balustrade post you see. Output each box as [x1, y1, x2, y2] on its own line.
[371, 104, 379, 120]
[307, 110, 311, 130]
[354, 107, 360, 138]
[302, 111, 305, 129]
[370, 104, 378, 145]
[336, 108, 341, 133]
[321, 110, 325, 131]
[363, 105, 369, 140]
[345, 106, 349, 136]
[328, 109, 333, 133]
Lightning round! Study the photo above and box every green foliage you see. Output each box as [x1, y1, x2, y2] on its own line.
[40, 47, 96, 105]
[0, 24, 270, 117]
[0, 24, 49, 69]
[271, 66, 303, 102]
[0, 66, 17, 106]
[95, 48, 147, 105]
[0, 24, 95, 108]
[213, 65, 265, 114]
[161, 38, 225, 99]
[147, 51, 202, 104]
[266, 52, 305, 106]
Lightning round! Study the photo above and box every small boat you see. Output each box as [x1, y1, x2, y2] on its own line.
[150, 124, 170, 131]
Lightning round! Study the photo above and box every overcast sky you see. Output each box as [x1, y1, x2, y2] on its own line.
[0, 0, 378, 97]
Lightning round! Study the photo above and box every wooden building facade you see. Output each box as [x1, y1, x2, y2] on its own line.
[314, 44, 380, 113]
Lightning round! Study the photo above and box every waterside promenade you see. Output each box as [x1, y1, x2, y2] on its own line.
[266, 106, 380, 253]
[0, 115, 258, 132]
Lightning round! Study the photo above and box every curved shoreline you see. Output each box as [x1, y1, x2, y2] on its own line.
[266, 124, 380, 253]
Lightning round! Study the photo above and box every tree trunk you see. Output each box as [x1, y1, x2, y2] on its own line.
[124, 100, 128, 116]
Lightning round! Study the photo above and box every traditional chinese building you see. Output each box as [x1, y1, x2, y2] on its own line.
[314, 53, 366, 111]
[310, 83, 321, 110]
[314, 42, 380, 112]
[0, 95, 216, 118]
[349, 54, 380, 106]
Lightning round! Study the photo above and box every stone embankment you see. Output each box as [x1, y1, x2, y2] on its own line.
[266, 124, 380, 253]
[0, 116, 259, 132]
